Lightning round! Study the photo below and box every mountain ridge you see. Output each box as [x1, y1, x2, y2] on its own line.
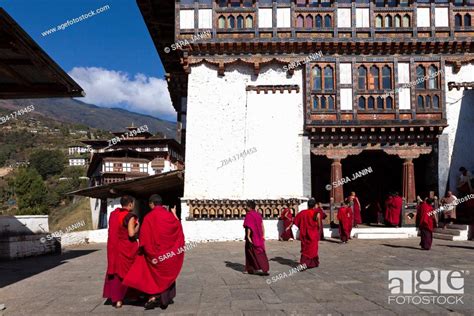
[0, 98, 177, 139]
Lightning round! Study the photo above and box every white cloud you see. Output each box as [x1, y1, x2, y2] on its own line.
[68, 67, 175, 120]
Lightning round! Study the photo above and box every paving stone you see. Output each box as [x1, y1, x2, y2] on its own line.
[0, 239, 473, 315]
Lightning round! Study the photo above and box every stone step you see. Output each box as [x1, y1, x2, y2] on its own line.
[446, 224, 469, 230]
[433, 233, 455, 241]
[433, 228, 461, 236]
[354, 233, 410, 239]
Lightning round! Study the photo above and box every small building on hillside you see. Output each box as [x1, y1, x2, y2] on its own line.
[78, 126, 184, 229]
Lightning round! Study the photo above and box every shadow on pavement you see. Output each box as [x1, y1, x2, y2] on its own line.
[0, 249, 97, 288]
[442, 245, 474, 250]
[224, 261, 245, 272]
[270, 256, 299, 267]
[381, 244, 423, 250]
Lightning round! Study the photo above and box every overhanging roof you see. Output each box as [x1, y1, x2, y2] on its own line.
[0, 8, 84, 99]
[68, 170, 184, 199]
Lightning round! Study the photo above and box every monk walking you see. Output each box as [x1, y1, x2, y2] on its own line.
[279, 206, 294, 241]
[103, 195, 139, 308]
[337, 201, 353, 243]
[416, 197, 437, 250]
[243, 200, 270, 275]
[348, 192, 362, 227]
[123, 194, 185, 310]
[294, 198, 321, 268]
[384, 192, 403, 227]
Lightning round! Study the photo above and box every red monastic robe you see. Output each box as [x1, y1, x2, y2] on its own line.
[337, 206, 353, 242]
[279, 208, 294, 241]
[385, 195, 402, 227]
[416, 202, 436, 250]
[352, 196, 362, 225]
[123, 206, 185, 295]
[243, 209, 270, 273]
[294, 209, 320, 268]
[103, 208, 138, 302]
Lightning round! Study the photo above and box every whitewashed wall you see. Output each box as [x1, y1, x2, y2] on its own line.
[184, 63, 307, 201]
[0, 215, 49, 235]
[440, 64, 474, 196]
[90, 198, 101, 230]
[106, 197, 121, 225]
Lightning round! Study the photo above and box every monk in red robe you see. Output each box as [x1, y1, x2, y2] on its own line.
[348, 192, 362, 227]
[294, 198, 321, 268]
[103, 195, 139, 308]
[243, 200, 270, 275]
[123, 194, 185, 310]
[384, 192, 403, 227]
[416, 198, 437, 250]
[337, 202, 353, 243]
[279, 207, 294, 241]
[315, 202, 327, 240]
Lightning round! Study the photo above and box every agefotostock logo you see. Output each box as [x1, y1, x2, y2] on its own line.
[388, 270, 468, 305]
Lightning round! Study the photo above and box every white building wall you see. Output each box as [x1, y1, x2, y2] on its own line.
[184, 63, 307, 202]
[440, 63, 474, 196]
[106, 197, 121, 225]
[90, 198, 101, 230]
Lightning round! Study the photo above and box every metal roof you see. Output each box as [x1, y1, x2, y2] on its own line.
[68, 170, 184, 199]
[0, 8, 84, 99]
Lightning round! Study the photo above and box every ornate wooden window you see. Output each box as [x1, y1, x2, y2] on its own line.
[310, 63, 336, 111]
[324, 14, 332, 27]
[455, 14, 463, 27]
[315, 15, 322, 27]
[297, 14, 304, 27]
[403, 14, 410, 27]
[237, 15, 244, 28]
[376, 15, 383, 27]
[218, 15, 226, 28]
[312, 66, 322, 90]
[428, 65, 439, 89]
[305, 15, 314, 28]
[358, 66, 367, 90]
[369, 65, 380, 90]
[295, 13, 332, 28]
[375, 12, 411, 28]
[382, 66, 392, 89]
[415, 62, 442, 110]
[245, 15, 253, 27]
[358, 96, 366, 109]
[369, 96, 375, 109]
[416, 65, 426, 89]
[465, 13, 472, 27]
[218, 13, 255, 29]
[357, 63, 395, 111]
[324, 66, 334, 90]
[229, 16, 235, 28]
[395, 14, 401, 27]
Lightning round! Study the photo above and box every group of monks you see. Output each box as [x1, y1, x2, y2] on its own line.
[103, 189, 459, 310]
[103, 194, 184, 310]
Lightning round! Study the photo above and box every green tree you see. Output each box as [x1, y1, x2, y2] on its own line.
[29, 149, 66, 179]
[13, 168, 48, 215]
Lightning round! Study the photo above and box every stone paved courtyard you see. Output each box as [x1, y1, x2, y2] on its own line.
[1, 238, 474, 315]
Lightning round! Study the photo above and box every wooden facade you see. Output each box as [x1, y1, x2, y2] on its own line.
[138, 0, 473, 219]
[83, 127, 185, 187]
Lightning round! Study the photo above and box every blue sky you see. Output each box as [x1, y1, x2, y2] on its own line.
[0, 0, 175, 121]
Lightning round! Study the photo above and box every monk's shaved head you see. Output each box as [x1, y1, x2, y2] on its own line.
[307, 198, 316, 209]
[149, 194, 163, 206]
[246, 200, 256, 210]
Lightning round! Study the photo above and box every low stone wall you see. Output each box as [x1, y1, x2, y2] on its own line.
[0, 234, 59, 259]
